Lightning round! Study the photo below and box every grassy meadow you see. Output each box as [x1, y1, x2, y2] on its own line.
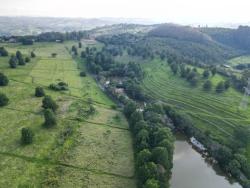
[0, 42, 135, 187]
[141, 59, 250, 160]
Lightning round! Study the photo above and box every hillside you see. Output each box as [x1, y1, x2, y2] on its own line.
[200, 26, 250, 52]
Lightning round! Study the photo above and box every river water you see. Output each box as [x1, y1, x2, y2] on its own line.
[170, 134, 242, 188]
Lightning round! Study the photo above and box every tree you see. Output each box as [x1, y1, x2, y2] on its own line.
[79, 42, 82, 48]
[16, 51, 23, 60]
[42, 95, 58, 112]
[130, 111, 143, 128]
[144, 179, 160, 188]
[214, 146, 232, 167]
[211, 67, 217, 76]
[203, 70, 210, 78]
[151, 147, 169, 169]
[18, 57, 25, 66]
[9, 55, 17, 68]
[138, 162, 158, 183]
[216, 81, 225, 93]
[170, 63, 178, 75]
[81, 51, 86, 58]
[31, 51, 36, 58]
[136, 129, 149, 150]
[0, 47, 8, 56]
[224, 80, 231, 90]
[0, 73, 9, 86]
[35, 87, 45, 97]
[234, 128, 250, 147]
[203, 80, 212, 91]
[190, 76, 198, 86]
[226, 160, 241, 178]
[21, 127, 33, 144]
[134, 120, 148, 135]
[124, 101, 136, 118]
[25, 57, 31, 63]
[0, 93, 9, 107]
[43, 109, 57, 128]
[136, 149, 152, 167]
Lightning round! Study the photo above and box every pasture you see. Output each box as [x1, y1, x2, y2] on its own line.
[0, 42, 135, 187]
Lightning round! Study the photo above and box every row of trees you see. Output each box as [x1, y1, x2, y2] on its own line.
[169, 61, 231, 93]
[21, 92, 58, 145]
[164, 104, 250, 187]
[124, 101, 174, 188]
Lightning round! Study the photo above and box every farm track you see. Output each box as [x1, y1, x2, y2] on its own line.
[0, 151, 134, 179]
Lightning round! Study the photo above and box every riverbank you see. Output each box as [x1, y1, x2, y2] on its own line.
[171, 133, 242, 188]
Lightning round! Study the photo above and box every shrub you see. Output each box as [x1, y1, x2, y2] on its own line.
[43, 109, 57, 128]
[0, 47, 8, 56]
[18, 57, 25, 66]
[0, 73, 9, 86]
[16, 51, 23, 60]
[203, 70, 210, 78]
[49, 82, 68, 91]
[25, 57, 31, 63]
[31, 51, 36, 58]
[203, 80, 212, 91]
[80, 71, 86, 77]
[42, 95, 58, 112]
[21, 127, 33, 144]
[224, 80, 231, 90]
[144, 179, 160, 188]
[35, 87, 45, 97]
[0, 93, 9, 107]
[9, 55, 17, 68]
[216, 81, 225, 93]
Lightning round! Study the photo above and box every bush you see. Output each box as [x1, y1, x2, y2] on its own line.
[49, 82, 68, 91]
[18, 57, 25, 66]
[43, 109, 57, 128]
[0, 73, 9, 86]
[21, 127, 33, 144]
[0, 93, 9, 107]
[224, 80, 231, 90]
[80, 71, 86, 77]
[203, 80, 212, 91]
[42, 95, 58, 112]
[9, 55, 17, 68]
[25, 57, 31, 63]
[203, 70, 210, 78]
[31, 51, 36, 58]
[35, 87, 45, 97]
[0, 47, 8, 56]
[144, 179, 160, 188]
[216, 81, 225, 93]
[16, 51, 23, 60]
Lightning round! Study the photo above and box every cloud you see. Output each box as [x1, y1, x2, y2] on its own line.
[0, 0, 249, 24]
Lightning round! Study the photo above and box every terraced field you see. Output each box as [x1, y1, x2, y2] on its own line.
[142, 59, 250, 149]
[0, 42, 135, 187]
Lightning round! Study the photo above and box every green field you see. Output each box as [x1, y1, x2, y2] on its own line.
[0, 42, 136, 187]
[228, 56, 250, 66]
[142, 59, 250, 159]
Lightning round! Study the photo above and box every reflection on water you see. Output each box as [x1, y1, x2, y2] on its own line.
[170, 134, 242, 188]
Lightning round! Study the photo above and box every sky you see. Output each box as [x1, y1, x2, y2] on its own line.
[0, 0, 250, 24]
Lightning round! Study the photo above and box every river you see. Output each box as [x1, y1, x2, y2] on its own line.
[170, 134, 242, 188]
